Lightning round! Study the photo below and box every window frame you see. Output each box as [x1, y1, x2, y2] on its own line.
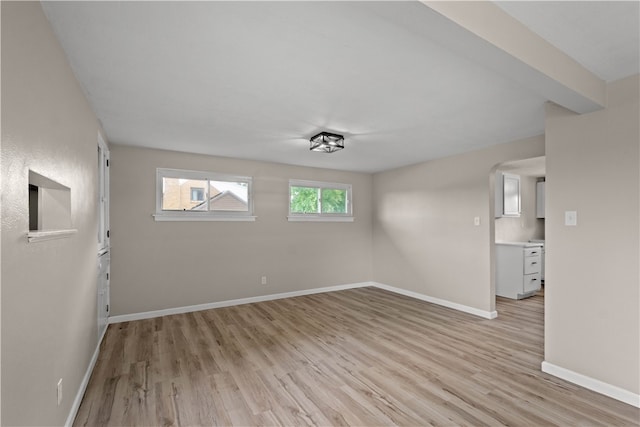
[154, 168, 255, 221]
[288, 179, 353, 222]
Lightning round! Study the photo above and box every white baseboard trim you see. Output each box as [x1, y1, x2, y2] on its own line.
[109, 281, 498, 324]
[65, 326, 108, 427]
[542, 361, 640, 408]
[108, 282, 372, 324]
[371, 282, 498, 319]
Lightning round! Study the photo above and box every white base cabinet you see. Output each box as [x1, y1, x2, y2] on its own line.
[529, 239, 545, 281]
[496, 242, 543, 299]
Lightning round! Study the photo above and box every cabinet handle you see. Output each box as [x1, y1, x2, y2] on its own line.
[530, 251, 537, 254]
[531, 262, 537, 264]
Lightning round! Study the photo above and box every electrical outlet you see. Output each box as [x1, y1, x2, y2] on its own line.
[57, 379, 63, 406]
[261, 276, 267, 285]
[565, 210, 578, 226]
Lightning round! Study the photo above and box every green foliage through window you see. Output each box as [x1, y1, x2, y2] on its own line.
[290, 186, 319, 213]
[290, 182, 350, 215]
[321, 188, 346, 213]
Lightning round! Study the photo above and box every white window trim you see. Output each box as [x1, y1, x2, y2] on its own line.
[287, 216, 354, 223]
[154, 168, 256, 222]
[287, 179, 353, 222]
[153, 215, 256, 222]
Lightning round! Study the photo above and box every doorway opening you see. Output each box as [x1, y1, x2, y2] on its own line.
[491, 156, 546, 304]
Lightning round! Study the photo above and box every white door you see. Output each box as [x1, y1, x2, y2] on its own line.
[97, 134, 110, 339]
[97, 251, 110, 339]
[98, 134, 110, 251]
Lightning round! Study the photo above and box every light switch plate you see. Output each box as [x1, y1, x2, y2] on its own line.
[565, 211, 577, 226]
[473, 216, 481, 226]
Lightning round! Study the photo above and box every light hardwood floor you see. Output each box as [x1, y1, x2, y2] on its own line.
[74, 287, 639, 426]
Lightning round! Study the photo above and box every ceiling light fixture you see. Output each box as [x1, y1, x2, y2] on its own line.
[310, 131, 344, 153]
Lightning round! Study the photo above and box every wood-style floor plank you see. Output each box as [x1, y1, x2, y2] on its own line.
[74, 287, 639, 426]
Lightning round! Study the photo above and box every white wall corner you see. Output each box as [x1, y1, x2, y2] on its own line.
[370, 282, 497, 319]
[65, 327, 108, 427]
[541, 361, 640, 408]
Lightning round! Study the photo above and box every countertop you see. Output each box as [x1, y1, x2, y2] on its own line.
[496, 241, 543, 248]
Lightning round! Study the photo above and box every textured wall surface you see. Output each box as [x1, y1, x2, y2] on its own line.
[1, 2, 104, 424]
[545, 75, 640, 395]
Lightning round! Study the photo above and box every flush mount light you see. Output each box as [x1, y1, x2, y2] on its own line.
[310, 131, 345, 153]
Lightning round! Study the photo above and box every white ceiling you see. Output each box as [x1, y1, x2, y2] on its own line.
[496, 1, 640, 82]
[41, 1, 639, 173]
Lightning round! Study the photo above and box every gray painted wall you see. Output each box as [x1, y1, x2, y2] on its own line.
[545, 76, 639, 395]
[372, 135, 545, 313]
[1, 2, 104, 424]
[109, 145, 373, 316]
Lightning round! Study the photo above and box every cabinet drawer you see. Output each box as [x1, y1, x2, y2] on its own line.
[524, 256, 541, 275]
[525, 247, 542, 258]
[523, 273, 541, 293]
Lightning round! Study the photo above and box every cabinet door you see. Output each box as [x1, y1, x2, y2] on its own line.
[536, 181, 545, 218]
[495, 171, 503, 218]
[502, 173, 521, 217]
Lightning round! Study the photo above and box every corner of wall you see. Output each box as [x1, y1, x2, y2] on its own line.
[544, 75, 639, 398]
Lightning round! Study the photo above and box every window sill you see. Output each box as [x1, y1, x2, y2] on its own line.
[287, 216, 354, 222]
[153, 214, 256, 222]
[27, 229, 78, 243]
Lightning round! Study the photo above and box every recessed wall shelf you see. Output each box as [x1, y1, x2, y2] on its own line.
[28, 170, 75, 242]
[27, 229, 78, 243]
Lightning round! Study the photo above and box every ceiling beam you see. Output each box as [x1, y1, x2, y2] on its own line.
[421, 1, 606, 114]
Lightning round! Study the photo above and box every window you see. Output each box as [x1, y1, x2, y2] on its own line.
[154, 168, 255, 221]
[288, 179, 353, 222]
[190, 187, 205, 202]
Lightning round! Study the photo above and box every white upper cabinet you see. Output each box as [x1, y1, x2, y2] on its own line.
[536, 181, 545, 219]
[495, 172, 521, 218]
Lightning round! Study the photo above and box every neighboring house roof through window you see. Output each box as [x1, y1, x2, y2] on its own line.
[191, 189, 248, 211]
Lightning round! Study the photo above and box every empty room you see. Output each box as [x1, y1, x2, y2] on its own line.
[1, 1, 639, 426]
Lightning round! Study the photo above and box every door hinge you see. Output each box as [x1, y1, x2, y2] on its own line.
[106, 159, 109, 167]
[106, 273, 109, 280]
[106, 304, 109, 312]
[106, 230, 110, 238]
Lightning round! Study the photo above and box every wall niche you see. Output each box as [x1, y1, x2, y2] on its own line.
[27, 170, 76, 242]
